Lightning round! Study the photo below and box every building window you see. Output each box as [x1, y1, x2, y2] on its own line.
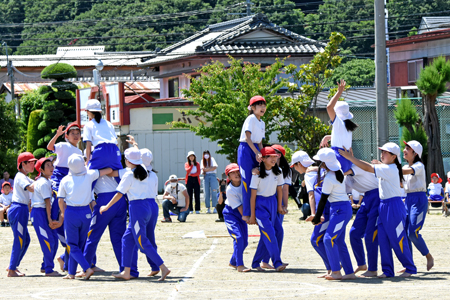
[168, 78, 179, 98]
[407, 59, 423, 83]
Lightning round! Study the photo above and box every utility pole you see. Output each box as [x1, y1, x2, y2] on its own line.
[375, 0, 388, 152]
[246, 0, 252, 16]
[1, 42, 14, 103]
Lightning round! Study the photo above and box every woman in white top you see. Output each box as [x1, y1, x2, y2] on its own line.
[311, 148, 355, 280]
[100, 148, 170, 281]
[249, 147, 287, 272]
[201, 150, 219, 214]
[402, 140, 434, 272]
[7, 152, 37, 278]
[340, 142, 417, 278]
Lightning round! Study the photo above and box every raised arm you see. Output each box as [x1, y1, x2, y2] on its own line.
[327, 79, 346, 122]
[339, 147, 375, 174]
[47, 125, 65, 151]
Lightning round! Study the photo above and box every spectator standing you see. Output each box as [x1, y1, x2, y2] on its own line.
[216, 179, 227, 222]
[185, 151, 201, 214]
[201, 150, 219, 214]
[0, 171, 14, 190]
[161, 175, 190, 222]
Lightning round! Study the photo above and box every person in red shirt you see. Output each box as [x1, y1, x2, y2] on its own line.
[185, 151, 201, 214]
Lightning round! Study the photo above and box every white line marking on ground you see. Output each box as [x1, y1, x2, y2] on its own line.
[168, 238, 218, 300]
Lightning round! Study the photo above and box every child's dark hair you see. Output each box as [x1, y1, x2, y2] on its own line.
[248, 100, 266, 115]
[335, 169, 344, 183]
[316, 161, 325, 184]
[412, 155, 422, 164]
[394, 157, 404, 183]
[344, 119, 359, 132]
[93, 112, 102, 123]
[133, 164, 148, 181]
[274, 149, 292, 179]
[259, 160, 281, 179]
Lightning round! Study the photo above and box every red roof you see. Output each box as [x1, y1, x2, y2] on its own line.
[386, 28, 450, 48]
[124, 93, 155, 104]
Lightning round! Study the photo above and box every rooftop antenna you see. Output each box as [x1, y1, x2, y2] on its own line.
[228, 0, 253, 17]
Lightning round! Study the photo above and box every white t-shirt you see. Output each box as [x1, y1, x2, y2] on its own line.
[225, 183, 243, 209]
[239, 114, 265, 143]
[403, 162, 426, 193]
[249, 169, 284, 197]
[117, 170, 152, 201]
[304, 172, 317, 193]
[12, 172, 33, 205]
[374, 164, 402, 200]
[164, 183, 187, 207]
[94, 175, 118, 194]
[284, 174, 291, 186]
[31, 177, 52, 208]
[190, 165, 198, 175]
[428, 182, 443, 196]
[330, 116, 352, 149]
[58, 170, 99, 206]
[82, 119, 117, 147]
[321, 171, 348, 203]
[446, 182, 450, 195]
[0, 193, 12, 206]
[53, 142, 82, 168]
[200, 157, 218, 174]
[348, 164, 379, 193]
[147, 171, 158, 199]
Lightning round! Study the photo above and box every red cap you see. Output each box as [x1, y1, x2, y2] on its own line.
[1, 181, 12, 194]
[35, 156, 54, 175]
[225, 163, 240, 176]
[249, 95, 266, 106]
[17, 152, 37, 170]
[271, 144, 286, 156]
[431, 173, 442, 183]
[65, 122, 81, 136]
[260, 147, 279, 157]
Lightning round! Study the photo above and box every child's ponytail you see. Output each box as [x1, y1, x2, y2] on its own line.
[259, 161, 268, 179]
[394, 157, 404, 183]
[133, 164, 148, 181]
[344, 119, 359, 132]
[93, 112, 102, 123]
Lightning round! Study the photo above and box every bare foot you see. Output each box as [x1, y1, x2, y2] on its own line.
[397, 268, 406, 273]
[63, 274, 75, 279]
[253, 266, 266, 272]
[7, 269, 24, 277]
[342, 273, 357, 280]
[378, 273, 387, 278]
[426, 253, 434, 271]
[317, 271, 331, 278]
[75, 271, 86, 278]
[359, 270, 378, 277]
[57, 257, 65, 272]
[229, 263, 237, 269]
[325, 272, 343, 280]
[84, 268, 94, 280]
[40, 269, 45, 273]
[45, 271, 62, 277]
[354, 265, 367, 273]
[237, 265, 251, 272]
[158, 267, 171, 281]
[113, 271, 131, 280]
[10, 268, 25, 276]
[276, 263, 288, 272]
[399, 272, 412, 278]
[147, 270, 160, 276]
[91, 266, 105, 272]
[261, 262, 274, 269]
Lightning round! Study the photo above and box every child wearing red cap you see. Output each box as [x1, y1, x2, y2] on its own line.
[7, 152, 37, 277]
[47, 122, 82, 272]
[238, 95, 267, 221]
[248, 146, 288, 272]
[222, 163, 250, 272]
[428, 173, 445, 212]
[31, 157, 62, 276]
[0, 182, 12, 227]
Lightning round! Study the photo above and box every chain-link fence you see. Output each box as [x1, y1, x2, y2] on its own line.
[348, 96, 450, 174]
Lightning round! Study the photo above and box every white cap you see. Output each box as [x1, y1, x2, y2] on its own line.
[169, 174, 178, 181]
[186, 151, 195, 158]
[403, 140, 423, 158]
[290, 151, 314, 168]
[378, 142, 401, 158]
[313, 148, 341, 171]
[125, 148, 143, 165]
[140, 148, 153, 167]
[68, 154, 87, 176]
[85, 99, 102, 112]
[334, 101, 353, 121]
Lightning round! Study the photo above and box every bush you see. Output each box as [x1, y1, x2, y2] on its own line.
[42, 109, 64, 121]
[41, 63, 77, 80]
[27, 109, 43, 154]
[44, 133, 53, 143]
[33, 148, 47, 159]
[37, 138, 45, 147]
[37, 85, 53, 94]
[54, 90, 73, 100]
[51, 81, 78, 91]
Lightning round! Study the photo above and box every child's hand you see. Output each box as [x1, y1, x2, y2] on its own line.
[99, 205, 108, 215]
[56, 125, 65, 136]
[371, 159, 382, 165]
[126, 135, 136, 145]
[256, 152, 262, 163]
[305, 215, 314, 222]
[319, 135, 331, 148]
[338, 146, 351, 159]
[247, 215, 256, 225]
[242, 215, 249, 222]
[278, 206, 286, 215]
[51, 221, 62, 229]
[251, 168, 260, 176]
[337, 79, 346, 93]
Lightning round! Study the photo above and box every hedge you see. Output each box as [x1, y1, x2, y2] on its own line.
[41, 63, 77, 80]
[27, 109, 43, 154]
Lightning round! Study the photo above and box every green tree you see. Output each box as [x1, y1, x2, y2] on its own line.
[172, 56, 286, 162]
[0, 94, 20, 176]
[325, 59, 375, 88]
[416, 56, 450, 180]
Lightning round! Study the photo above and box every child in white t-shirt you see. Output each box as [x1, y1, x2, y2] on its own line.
[0, 182, 12, 226]
[428, 173, 444, 201]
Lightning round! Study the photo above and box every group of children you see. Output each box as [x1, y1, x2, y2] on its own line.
[6, 98, 169, 280]
[222, 80, 436, 279]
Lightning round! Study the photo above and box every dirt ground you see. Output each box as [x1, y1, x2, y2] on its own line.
[0, 199, 449, 300]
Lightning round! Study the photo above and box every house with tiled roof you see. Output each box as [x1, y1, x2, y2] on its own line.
[140, 13, 326, 99]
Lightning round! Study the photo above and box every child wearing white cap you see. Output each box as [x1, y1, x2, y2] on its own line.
[311, 148, 355, 280]
[57, 154, 113, 279]
[401, 140, 434, 272]
[326, 79, 358, 173]
[99, 147, 170, 281]
[339, 143, 417, 278]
